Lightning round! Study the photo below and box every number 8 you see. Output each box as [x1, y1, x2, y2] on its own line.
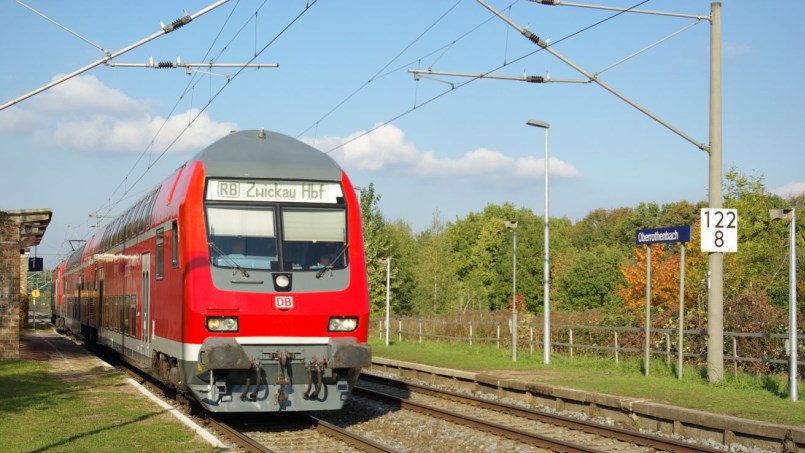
[714, 230, 724, 248]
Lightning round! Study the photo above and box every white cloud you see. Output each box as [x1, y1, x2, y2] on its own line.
[0, 74, 236, 153]
[303, 123, 580, 184]
[772, 181, 805, 198]
[723, 41, 751, 58]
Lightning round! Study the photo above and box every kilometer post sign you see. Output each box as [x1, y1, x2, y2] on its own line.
[700, 208, 738, 253]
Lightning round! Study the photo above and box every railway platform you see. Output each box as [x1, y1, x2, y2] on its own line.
[15, 328, 226, 451]
[370, 356, 804, 452]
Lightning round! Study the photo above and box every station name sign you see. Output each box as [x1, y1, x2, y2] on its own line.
[207, 179, 343, 204]
[635, 225, 691, 245]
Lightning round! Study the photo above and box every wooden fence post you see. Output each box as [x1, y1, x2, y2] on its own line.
[469, 323, 473, 346]
[614, 331, 619, 365]
[665, 333, 671, 365]
[419, 320, 422, 344]
[530, 327, 534, 356]
[496, 324, 500, 349]
[398, 320, 402, 343]
[569, 328, 574, 359]
[733, 337, 738, 376]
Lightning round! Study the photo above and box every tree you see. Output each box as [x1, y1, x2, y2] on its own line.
[722, 167, 790, 306]
[660, 200, 703, 228]
[359, 183, 392, 315]
[556, 244, 626, 312]
[571, 207, 633, 251]
[616, 243, 686, 314]
[447, 203, 531, 312]
[385, 220, 416, 315]
[411, 211, 460, 314]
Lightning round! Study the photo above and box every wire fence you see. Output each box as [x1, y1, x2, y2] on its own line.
[371, 316, 804, 375]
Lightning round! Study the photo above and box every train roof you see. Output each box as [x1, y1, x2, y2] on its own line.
[195, 129, 343, 181]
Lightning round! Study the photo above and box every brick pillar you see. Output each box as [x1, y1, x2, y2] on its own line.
[0, 222, 20, 360]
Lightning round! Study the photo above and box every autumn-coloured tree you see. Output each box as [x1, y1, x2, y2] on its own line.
[616, 244, 685, 313]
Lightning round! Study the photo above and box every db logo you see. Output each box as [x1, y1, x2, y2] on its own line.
[275, 296, 294, 309]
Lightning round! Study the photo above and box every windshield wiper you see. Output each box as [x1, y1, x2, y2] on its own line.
[316, 242, 349, 279]
[208, 241, 250, 278]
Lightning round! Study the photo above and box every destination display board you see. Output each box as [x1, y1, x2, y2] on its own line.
[207, 180, 343, 204]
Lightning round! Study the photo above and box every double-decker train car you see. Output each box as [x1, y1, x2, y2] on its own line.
[51, 129, 371, 412]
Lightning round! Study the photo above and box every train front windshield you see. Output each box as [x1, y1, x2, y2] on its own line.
[207, 206, 347, 272]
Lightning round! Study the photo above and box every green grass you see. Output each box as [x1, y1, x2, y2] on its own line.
[0, 359, 216, 452]
[368, 338, 805, 426]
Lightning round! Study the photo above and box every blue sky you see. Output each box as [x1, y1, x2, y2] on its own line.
[1, 1, 803, 268]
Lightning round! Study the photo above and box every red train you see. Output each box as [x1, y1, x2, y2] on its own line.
[51, 129, 371, 412]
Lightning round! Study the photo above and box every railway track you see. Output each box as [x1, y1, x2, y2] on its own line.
[348, 373, 724, 453]
[116, 353, 727, 452]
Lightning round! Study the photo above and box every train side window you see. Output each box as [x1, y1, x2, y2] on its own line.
[132, 199, 144, 236]
[171, 221, 179, 268]
[129, 295, 137, 337]
[122, 295, 129, 335]
[144, 189, 158, 231]
[136, 198, 148, 234]
[115, 296, 121, 332]
[155, 227, 165, 279]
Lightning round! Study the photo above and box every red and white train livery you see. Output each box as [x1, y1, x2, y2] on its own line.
[52, 129, 371, 412]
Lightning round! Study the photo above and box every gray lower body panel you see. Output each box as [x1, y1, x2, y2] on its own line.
[185, 338, 371, 412]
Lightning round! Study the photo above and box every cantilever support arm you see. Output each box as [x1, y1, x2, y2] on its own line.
[476, 0, 709, 152]
[0, 0, 231, 112]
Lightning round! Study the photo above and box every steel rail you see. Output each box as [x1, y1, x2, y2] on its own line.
[309, 415, 397, 453]
[359, 374, 722, 453]
[205, 418, 274, 453]
[354, 385, 607, 453]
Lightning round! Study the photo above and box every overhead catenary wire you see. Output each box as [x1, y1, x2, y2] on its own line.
[92, 0, 267, 220]
[409, 13, 703, 84]
[0, 0, 232, 112]
[15, 0, 110, 55]
[296, 0, 465, 139]
[476, 0, 708, 151]
[68, 1, 317, 262]
[318, 0, 655, 155]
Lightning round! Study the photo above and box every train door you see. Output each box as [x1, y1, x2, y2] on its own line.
[141, 253, 151, 356]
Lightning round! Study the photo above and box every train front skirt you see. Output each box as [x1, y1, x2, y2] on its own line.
[189, 337, 371, 412]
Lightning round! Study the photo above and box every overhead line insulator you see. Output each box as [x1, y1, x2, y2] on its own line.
[163, 15, 192, 33]
[157, 61, 174, 69]
[526, 76, 546, 83]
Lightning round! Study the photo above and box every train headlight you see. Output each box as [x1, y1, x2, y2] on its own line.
[328, 316, 358, 332]
[206, 316, 239, 332]
[275, 274, 290, 288]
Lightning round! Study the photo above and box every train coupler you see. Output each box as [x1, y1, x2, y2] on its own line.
[240, 357, 263, 402]
[303, 356, 327, 400]
[275, 351, 289, 406]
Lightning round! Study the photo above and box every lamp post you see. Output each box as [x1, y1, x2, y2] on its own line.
[770, 208, 798, 402]
[384, 257, 391, 347]
[527, 119, 551, 365]
[505, 220, 518, 361]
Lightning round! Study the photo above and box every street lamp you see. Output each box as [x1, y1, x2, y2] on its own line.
[505, 220, 518, 362]
[383, 257, 391, 347]
[527, 119, 551, 365]
[770, 208, 798, 402]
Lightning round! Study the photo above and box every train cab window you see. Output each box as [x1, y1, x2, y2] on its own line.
[207, 207, 278, 271]
[281, 208, 346, 271]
